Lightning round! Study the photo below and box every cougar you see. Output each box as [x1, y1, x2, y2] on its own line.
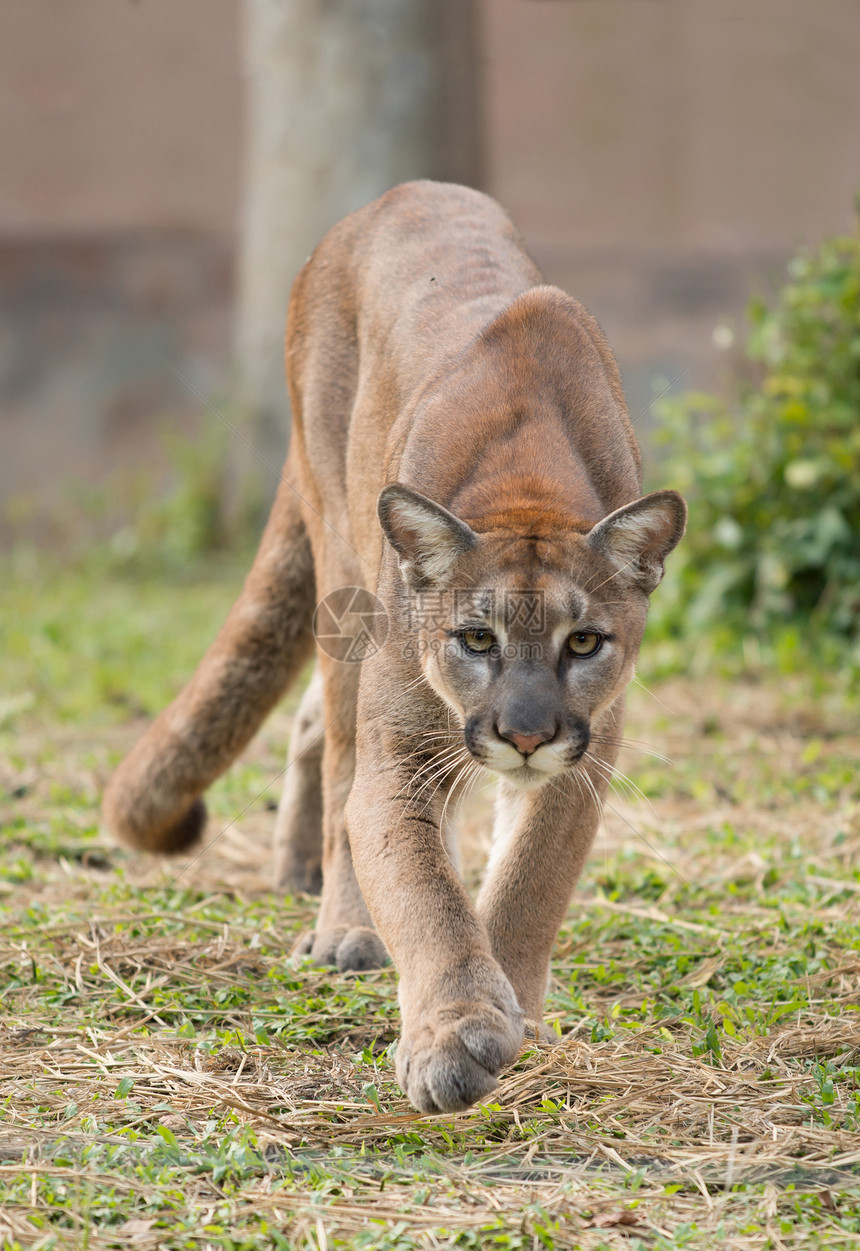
[103, 182, 686, 1113]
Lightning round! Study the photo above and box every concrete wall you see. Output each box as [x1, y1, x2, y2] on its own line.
[488, 0, 860, 253]
[484, 0, 860, 423]
[0, 0, 241, 236]
[0, 0, 242, 533]
[2, 0, 859, 529]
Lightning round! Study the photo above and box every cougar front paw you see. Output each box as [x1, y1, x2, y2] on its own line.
[396, 979, 524, 1114]
[294, 925, 389, 972]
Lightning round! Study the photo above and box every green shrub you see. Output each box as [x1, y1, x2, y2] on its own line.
[654, 203, 860, 644]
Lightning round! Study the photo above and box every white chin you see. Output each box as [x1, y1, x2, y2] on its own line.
[498, 763, 558, 792]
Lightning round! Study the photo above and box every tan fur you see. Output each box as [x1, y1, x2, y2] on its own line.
[103, 182, 686, 1114]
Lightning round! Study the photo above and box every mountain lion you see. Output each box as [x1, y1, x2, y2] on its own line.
[103, 182, 686, 1114]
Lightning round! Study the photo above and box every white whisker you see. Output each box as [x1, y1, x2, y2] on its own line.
[631, 676, 680, 717]
[589, 733, 675, 767]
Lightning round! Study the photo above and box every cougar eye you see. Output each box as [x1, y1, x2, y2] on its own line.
[567, 631, 602, 657]
[461, 628, 496, 654]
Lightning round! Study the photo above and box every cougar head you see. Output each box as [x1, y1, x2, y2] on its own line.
[378, 482, 686, 791]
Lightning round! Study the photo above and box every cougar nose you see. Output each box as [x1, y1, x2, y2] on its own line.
[499, 728, 554, 757]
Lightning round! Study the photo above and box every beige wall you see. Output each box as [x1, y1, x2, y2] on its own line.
[0, 0, 241, 236]
[4, 0, 858, 248]
[484, 0, 860, 252]
[1, 0, 859, 523]
[481, 0, 860, 429]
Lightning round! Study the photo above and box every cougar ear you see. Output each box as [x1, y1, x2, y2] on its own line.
[586, 490, 687, 594]
[377, 484, 477, 587]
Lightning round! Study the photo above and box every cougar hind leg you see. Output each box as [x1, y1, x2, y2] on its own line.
[273, 666, 325, 894]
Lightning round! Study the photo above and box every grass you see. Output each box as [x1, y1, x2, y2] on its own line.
[1, 553, 859, 1249]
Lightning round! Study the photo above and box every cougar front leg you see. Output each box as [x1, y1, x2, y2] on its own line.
[476, 734, 618, 1023]
[295, 659, 387, 972]
[273, 667, 324, 894]
[345, 747, 524, 1114]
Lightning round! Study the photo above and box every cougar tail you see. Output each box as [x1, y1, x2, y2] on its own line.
[102, 474, 317, 855]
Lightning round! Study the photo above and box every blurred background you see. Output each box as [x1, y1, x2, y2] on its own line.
[2, 0, 859, 553]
